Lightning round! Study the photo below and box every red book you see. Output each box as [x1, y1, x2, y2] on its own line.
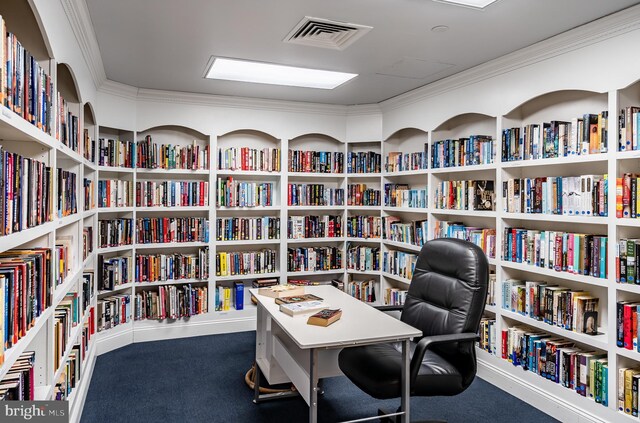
[554, 234, 563, 272]
[501, 330, 508, 359]
[624, 303, 634, 349]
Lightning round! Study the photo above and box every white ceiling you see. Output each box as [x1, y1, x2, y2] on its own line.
[84, 0, 640, 106]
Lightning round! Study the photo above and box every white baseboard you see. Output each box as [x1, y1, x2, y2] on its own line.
[132, 316, 256, 343]
[477, 354, 619, 423]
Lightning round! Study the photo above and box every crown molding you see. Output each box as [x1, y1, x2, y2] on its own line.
[380, 3, 640, 112]
[60, 0, 107, 89]
[346, 104, 382, 117]
[136, 88, 352, 117]
[98, 79, 139, 101]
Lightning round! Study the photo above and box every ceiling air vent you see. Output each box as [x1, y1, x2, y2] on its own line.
[284, 17, 372, 50]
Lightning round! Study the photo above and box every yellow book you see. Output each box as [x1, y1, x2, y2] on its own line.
[220, 252, 227, 276]
[224, 287, 231, 311]
[625, 368, 640, 414]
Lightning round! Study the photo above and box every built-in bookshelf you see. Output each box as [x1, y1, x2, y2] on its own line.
[0, 4, 98, 420]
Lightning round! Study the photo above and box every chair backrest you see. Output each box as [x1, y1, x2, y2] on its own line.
[400, 238, 489, 385]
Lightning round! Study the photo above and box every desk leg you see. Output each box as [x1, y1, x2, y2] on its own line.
[401, 339, 410, 423]
[309, 349, 319, 423]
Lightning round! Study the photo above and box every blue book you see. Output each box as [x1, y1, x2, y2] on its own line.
[234, 282, 244, 310]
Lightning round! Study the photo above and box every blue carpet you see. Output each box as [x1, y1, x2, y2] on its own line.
[81, 331, 559, 423]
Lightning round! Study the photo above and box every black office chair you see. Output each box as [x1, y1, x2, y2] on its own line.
[338, 238, 489, 422]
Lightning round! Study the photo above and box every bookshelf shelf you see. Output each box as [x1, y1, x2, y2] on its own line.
[382, 206, 429, 214]
[52, 321, 86, 385]
[53, 268, 84, 306]
[135, 278, 209, 287]
[346, 173, 381, 179]
[216, 239, 280, 246]
[346, 269, 380, 276]
[216, 272, 280, 282]
[615, 283, 640, 295]
[135, 206, 210, 212]
[432, 209, 497, 218]
[346, 237, 381, 244]
[348, 206, 381, 211]
[500, 309, 609, 350]
[383, 169, 429, 177]
[287, 205, 345, 211]
[57, 213, 82, 227]
[216, 170, 281, 177]
[382, 239, 423, 253]
[97, 166, 135, 173]
[381, 272, 412, 285]
[97, 245, 133, 254]
[0, 221, 56, 252]
[135, 241, 209, 249]
[82, 158, 97, 170]
[487, 258, 497, 266]
[98, 207, 135, 213]
[83, 209, 97, 218]
[287, 269, 345, 277]
[500, 154, 608, 169]
[616, 150, 640, 160]
[287, 237, 345, 244]
[0, 105, 57, 149]
[484, 304, 498, 313]
[34, 386, 52, 402]
[136, 168, 210, 175]
[57, 143, 84, 164]
[616, 219, 640, 228]
[430, 163, 497, 174]
[616, 347, 640, 362]
[98, 283, 135, 296]
[501, 213, 608, 224]
[217, 206, 280, 211]
[288, 172, 345, 179]
[500, 261, 608, 288]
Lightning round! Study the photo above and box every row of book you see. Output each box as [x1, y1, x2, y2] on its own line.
[84, 178, 94, 211]
[136, 180, 209, 208]
[503, 326, 608, 404]
[503, 175, 607, 216]
[54, 237, 72, 287]
[217, 216, 280, 241]
[215, 282, 243, 311]
[82, 273, 94, 312]
[54, 292, 80, 371]
[346, 215, 380, 239]
[98, 179, 133, 208]
[134, 285, 208, 320]
[347, 246, 380, 272]
[98, 255, 132, 291]
[432, 221, 496, 259]
[619, 106, 639, 152]
[215, 249, 277, 277]
[382, 250, 417, 281]
[216, 177, 274, 208]
[617, 173, 640, 218]
[1, 146, 53, 235]
[502, 228, 608, 279]
[57, 169, 77, 218]
[347, 184, 380, 206]
[434, 180, 495, 211]
[287, 247, 343, 272]
[478, 318, 497, 355]
[347, 279, 376, 303]
[0, 248, 52, 357]
[54, 342, 83, 401]
[287, 184, 344, 207]
[486, 274, 497, 306]
[98, 218, 133, 248]
[616, 301, 640, 351]
[218, 147, 280, 172]
[97, 294, 131, 331]
[383, 183, 427, 209]
[84, 129, 95, 163]
[618, 238, 640, 284]
[431, 136, 494, 168]
[137, 136, 209, 170]
[288, 150, 344, 174]
[346, 151, 381, 174]
[385, 148, 428, 173]
[502, 279, 599, 335]
[135, 248, 209, 283]
[57, 94, 80, 152]
[382, 216, 428, 248]
[98, 138, 135, 168]
[502, 112, 608, 162]
[385, 287, 408, 306]
[0, 351, 35, 399]
[289, 215, 342, 239]
[2, 20, 55, 136]
[135, 217, 209, 244]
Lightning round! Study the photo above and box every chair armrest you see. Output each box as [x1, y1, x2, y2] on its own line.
[409, 332, 479, 385]
[373, 305, 404, 312]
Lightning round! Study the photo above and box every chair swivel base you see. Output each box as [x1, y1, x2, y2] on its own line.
[377, 408, 447, 423]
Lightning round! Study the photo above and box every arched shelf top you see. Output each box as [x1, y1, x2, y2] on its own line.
[432, 112, 496, 133]
[289, 133, 344, 144]
[0, 0, 53, 61]
[503, 89, 607, 121]
[384, 127, 428, 142]
[217, 129, 278, 141]
[57, 63, 81, 104]
[83, 102, 96, 126]
[137, 125, 208, 140]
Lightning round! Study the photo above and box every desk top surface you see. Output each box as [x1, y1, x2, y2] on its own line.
[250, 285, 422, 349]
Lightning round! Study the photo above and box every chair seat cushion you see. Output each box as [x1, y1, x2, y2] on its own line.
[338, 342, 465, 399]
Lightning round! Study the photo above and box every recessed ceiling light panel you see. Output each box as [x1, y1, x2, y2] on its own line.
[432, 0, 499, 9]
[204, 57, 357, 90]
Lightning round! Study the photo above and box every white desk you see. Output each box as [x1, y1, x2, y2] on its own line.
[251, 285, 422, 423]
